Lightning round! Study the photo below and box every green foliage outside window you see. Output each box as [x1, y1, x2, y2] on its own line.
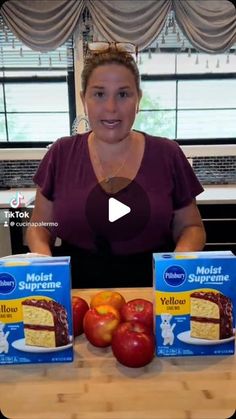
[133, 92, 175, 138]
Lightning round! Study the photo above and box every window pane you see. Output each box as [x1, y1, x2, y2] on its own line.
[177, 110, 236, 139]
[140, 81, 176, 110]
[139, 52, 236, 76]
[138, 53, 175, 75]
[178, 80, 236, 109]
[0, 115, 7, 141]
[0, 84, 4, 112]
[7, 113, 70, 141]
[134, 110, 176, 138]
[5, 83, 69, 112]
[177, 53, 236, 74]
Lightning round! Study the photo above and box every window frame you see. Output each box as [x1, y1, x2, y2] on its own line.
[140, 72, 236, 145]
[0, 69, 76, 148]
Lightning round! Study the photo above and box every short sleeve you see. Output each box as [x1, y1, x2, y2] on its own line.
[33, 141, 59, 201]
[172, 143, 204, 210]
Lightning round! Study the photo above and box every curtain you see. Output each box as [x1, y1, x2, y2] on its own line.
[1, 0, 235, 52]
[174, 0, 236, 53]
[0, 0, 84, 51]
[88, 0, 172, 50]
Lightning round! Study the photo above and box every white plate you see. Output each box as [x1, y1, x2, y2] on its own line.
[12, 337, 73, 353]
[177, 330, 235, 345]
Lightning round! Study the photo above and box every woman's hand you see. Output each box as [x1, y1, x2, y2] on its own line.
[172, 200, 206, 252]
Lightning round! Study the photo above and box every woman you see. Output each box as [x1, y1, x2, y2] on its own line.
[26, 43, 206, 288]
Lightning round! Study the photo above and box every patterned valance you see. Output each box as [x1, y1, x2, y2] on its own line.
[1, 0, 235, 52]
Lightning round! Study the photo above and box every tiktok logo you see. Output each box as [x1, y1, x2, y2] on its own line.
[9, 192, 24, 209]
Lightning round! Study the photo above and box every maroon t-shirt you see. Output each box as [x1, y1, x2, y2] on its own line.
[34, 132, 203, 256]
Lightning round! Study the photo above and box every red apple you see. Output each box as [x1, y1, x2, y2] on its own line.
[72, 296, 89, 337]
[111, 321, 155, 368]
[120, 298, 154, 331]
[90, 290, 126, 312]
[83, 304, 121, 347]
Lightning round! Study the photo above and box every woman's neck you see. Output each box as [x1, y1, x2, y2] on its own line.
[89, 131, 134, 162]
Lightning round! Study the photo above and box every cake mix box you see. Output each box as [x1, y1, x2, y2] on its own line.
[0, 255, 73, 365]
[153, 251, 236, 357]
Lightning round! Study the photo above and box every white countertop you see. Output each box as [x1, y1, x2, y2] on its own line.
[0, 186, 235, 208]
[197, 185, 236, 205]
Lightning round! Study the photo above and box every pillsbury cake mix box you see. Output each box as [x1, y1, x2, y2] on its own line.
[0, 254, 73, 365]
[153, 251, 236, 357]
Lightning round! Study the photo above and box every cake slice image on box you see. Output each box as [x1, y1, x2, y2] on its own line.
[190, 292, 233, 340]
[22, 299, 70, 348]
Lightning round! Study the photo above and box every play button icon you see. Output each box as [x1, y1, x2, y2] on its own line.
[109, 198, 131, 222]
[86, 177, 150, 243]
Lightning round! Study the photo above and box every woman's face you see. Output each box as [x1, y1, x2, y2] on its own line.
[81, 64, 141, 144]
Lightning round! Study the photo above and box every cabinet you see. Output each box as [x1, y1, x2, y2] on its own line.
[198, 204, 236, 255]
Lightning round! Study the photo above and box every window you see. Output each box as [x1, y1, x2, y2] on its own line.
[133, 23, 236, 144]
[134, 74, 236, 141]
[0, 16, 75, 146]
[177, 79, 235, 139]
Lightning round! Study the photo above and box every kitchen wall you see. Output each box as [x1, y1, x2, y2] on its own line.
[0, 144, 236, 189]
[182, 145, 236, 184]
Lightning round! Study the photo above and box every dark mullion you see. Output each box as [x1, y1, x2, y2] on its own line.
[0, 76, 66, 83]
[0, 141, 54, 148]
[175, 81, 178, 140]
[178, 138, 236, 145]
[177, 108, 236, 112]
[2, 81, 9, 142]
[67, 70, 76, 134]
[1, 137, 235, 147]
[6, 111, 69, 114]
[141, 73, 236, 81]
[139, 109, 175, 112]
[139, 107, 236, 112]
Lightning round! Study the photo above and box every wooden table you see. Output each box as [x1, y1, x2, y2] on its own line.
[0, 288, 235, 419]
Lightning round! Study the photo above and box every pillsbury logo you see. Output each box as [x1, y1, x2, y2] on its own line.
[0, 273, 16, 294]
[163, 265, 186, 287]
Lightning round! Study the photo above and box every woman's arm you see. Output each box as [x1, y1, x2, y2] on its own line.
[26, 188, 55, 255]
[172, 200, 206, 252]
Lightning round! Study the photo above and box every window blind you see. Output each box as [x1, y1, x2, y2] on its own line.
[0, 15, 74, 71]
